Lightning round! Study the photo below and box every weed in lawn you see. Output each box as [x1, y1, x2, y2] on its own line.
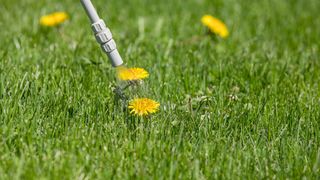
[40, 11, 69, 27]
[114, 66, 159, 116]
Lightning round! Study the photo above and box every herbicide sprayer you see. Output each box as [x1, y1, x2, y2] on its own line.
[80, 0, 130, 100]
[80, 0, 160, 116]
[80, 0, 152, 104]
[80, 0, 123, 67]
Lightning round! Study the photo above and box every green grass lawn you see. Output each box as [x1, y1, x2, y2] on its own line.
[1, 0, 320, 179]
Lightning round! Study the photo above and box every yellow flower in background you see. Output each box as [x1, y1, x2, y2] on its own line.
[129, 98, 160, 116]
[201, 15, 229, 38]
[40, 12, 69, 27]
[117, 67, 149, 81]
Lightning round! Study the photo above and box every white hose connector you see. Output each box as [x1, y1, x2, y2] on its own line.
[80, 0, 123, 67]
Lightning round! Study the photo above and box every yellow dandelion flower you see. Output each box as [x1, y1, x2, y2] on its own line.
[201, 15, 229, 38]
[128, 98, 160, 116]
[40, 12, 69, 27]
[117, 67, 149, 81]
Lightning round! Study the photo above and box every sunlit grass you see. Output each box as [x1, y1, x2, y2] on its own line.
[0, 0, 320, 179]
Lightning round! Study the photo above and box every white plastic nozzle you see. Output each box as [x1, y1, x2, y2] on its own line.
[80, 0, 123, 67]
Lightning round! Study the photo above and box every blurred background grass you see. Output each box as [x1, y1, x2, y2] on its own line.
[0, 0, 320, 179]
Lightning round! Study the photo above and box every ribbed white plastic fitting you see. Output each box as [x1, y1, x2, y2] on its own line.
[80, 0, 123, 67]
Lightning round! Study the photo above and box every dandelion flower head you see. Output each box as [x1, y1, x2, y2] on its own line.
[128, 98, 160, 116]
[201, 15, 229, 38]
[40, 12, 69, 27]
[117, 67, 149, 81]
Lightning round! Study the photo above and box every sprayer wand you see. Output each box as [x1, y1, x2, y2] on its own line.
[80, 0, 123, 67]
